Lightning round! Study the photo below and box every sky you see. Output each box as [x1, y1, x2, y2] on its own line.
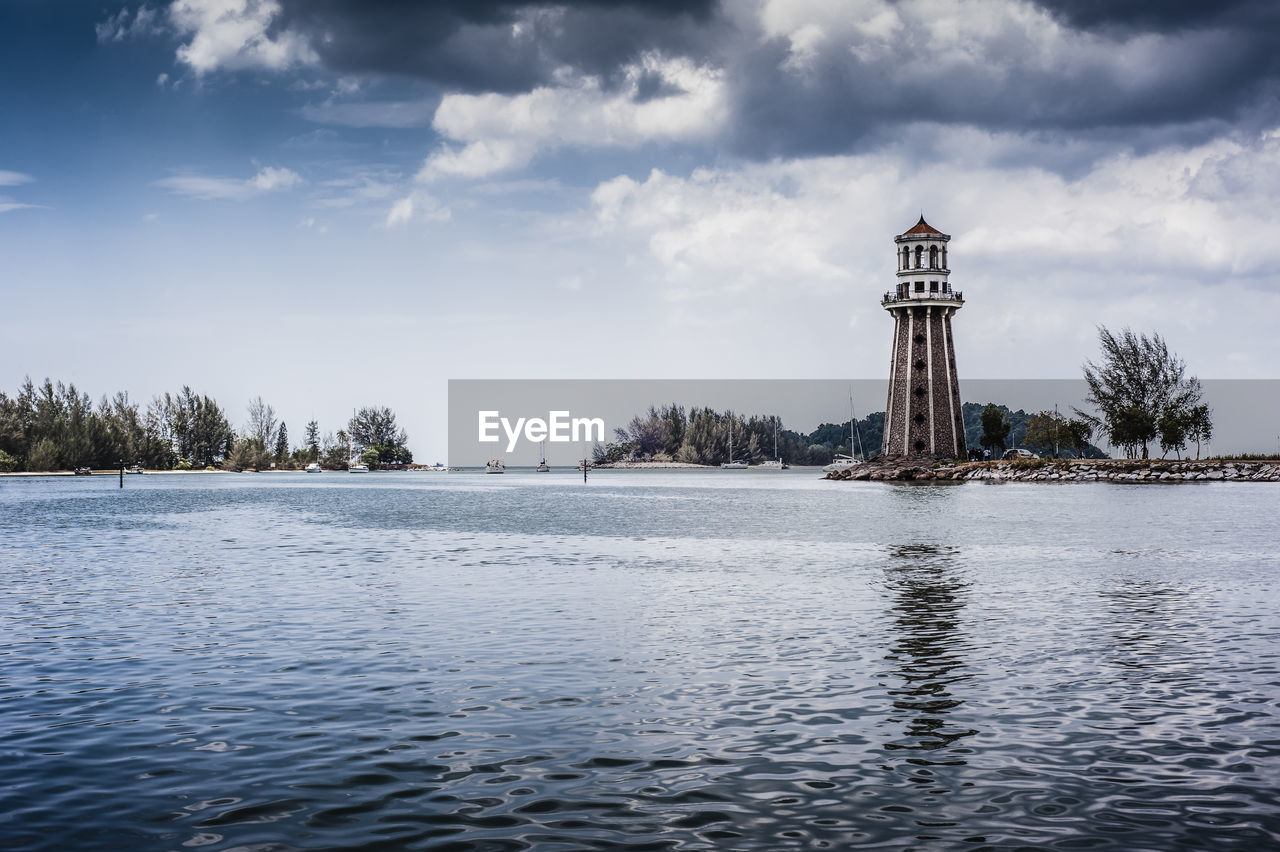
[3, 0, 1280, 462]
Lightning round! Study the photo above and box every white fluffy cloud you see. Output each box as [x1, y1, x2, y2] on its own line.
[583, 126, 1280, 376]
[419, 55, 726, 181]
[383, 191, 450, 228]
[157, 165, 303, 200]
[170, 0, 315, 75]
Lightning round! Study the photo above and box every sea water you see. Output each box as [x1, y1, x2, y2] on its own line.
[2, 470, 1278, 850]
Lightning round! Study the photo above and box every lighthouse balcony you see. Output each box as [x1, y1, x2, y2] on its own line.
[882, 289, 964, 307]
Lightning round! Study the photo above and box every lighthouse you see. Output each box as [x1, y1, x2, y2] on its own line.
[881, 216, 967, 458]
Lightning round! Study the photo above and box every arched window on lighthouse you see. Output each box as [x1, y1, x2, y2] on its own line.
[914, 245, 923, 269]
[941, 246, 947, 269]
[900, 246, 909, 270]
[929, 245, 938, 269]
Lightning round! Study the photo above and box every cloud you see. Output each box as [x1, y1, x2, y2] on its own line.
[96, 5, 163, 42]
[144, 0, 1280, 165]
[382, 191, 450, 227]
[1032, 0, 1276, 30]
[311, 167, 401, 210]
[562, 124, 1280, 379]
[157, 165, 303, 200]
[159, 0, 717, 88]
[0, 197, 41, 214]
[298, 99, 438, 128]
[170, 0, 316, 75]
[0, 170, 34, 186]
[718, 0, 1280, 158]
[0, 171, 39, 213]
[272, 1, 721, 92]
[587, 125, 1280, 304]
[420, 54, 725, 180]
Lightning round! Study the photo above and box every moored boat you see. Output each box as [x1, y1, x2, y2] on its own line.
[823, 454, 860, 474]
[720, 420, 749, 469]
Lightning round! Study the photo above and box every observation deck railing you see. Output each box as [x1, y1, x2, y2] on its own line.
[881, 290, 964, 306]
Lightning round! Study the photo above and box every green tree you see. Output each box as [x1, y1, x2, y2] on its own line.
[979, 404, 1010, 458]
[304, 419, 320, 463]
[1157, 408, 1189, 459]
[1065, 418, 1094, 460]
[348, 406, 411, 463]
[162, 387, 232, 467]
[322, 429, 351, 469]
[1185, 404, 1213, 460]
[274, 421, 289, 464]
[1080, 326, 1203, 460]
[1110, 405, 1157, 459]
[1024, 410, 1070, 458]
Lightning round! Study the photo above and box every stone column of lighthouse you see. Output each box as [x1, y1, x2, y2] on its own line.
[881, 216, 967, 458]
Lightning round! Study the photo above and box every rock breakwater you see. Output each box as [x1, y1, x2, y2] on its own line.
[825, 457, 1280, 483]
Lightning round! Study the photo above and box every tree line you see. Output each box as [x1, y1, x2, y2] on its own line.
[0, 377, 411, 472]
[593, 404, 870, 466]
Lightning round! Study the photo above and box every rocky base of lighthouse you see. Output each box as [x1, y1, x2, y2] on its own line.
[825, 458, 1280, 483]
[824, 453, 955, 481]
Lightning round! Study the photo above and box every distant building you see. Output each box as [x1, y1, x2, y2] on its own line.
[881, 216, 967, 458]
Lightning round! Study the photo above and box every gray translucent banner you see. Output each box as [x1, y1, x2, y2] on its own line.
[447, 379, 1280, 467]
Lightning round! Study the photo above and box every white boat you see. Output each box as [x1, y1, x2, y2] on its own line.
[721, 419, 749, 469]
[823, 396, 865, 473]
[125, 464, 145, 474]
[761, 419, 788, 469]
[823, 454, 860, 473]
[485, 459, 505, 474]
[535, 440, 550, 472]
[304, 462, 322, 473]
[348, 432, 368, 470]
[347, 427, 370, 472]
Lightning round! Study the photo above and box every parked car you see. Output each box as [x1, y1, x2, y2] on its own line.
[1003, 448, 1038, 460]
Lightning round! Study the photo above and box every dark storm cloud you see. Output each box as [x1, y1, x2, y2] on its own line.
[271, 0, 719, 92]
[719, 0, 1280, 159]
[1030, 0, 1273, 30]
[162, 0, 1280, 161]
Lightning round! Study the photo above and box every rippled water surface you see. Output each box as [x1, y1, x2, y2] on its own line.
[3, 470, 1279, 851]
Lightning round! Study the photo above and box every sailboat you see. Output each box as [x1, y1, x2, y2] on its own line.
[535, 440, 550, 472]
[347, 432, 370, 473]
[760, 418, 789, 469]
[720, 418, 749, 469]
[823, 396, 864, 474]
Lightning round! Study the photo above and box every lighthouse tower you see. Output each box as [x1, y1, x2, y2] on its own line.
[881, 216, 966, 458]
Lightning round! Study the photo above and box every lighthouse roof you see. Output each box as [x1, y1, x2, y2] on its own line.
[901, 215, 944, 236]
